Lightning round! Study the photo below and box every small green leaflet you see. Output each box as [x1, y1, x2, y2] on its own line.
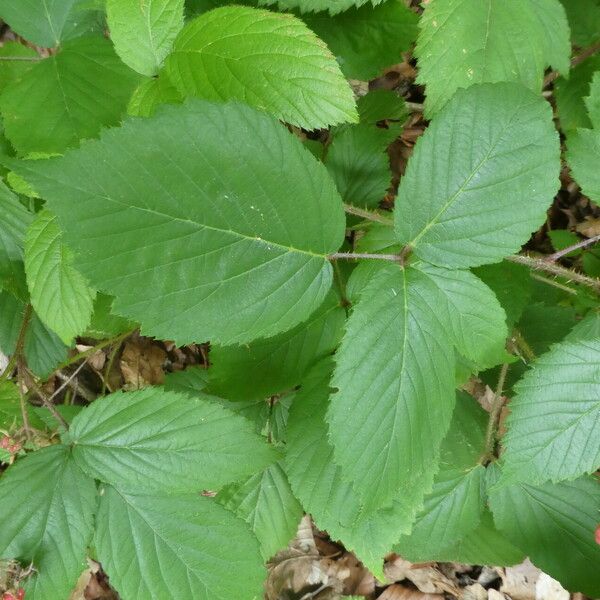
[501, 339, 600, 484]
[0, 181, 31, 298]
[10, 100, 345, 345]
[165, 6, 357, 129]
[490, 473, 600, 596]
[285, 359, 429, 577]
[0, 43, 38, 95]
[416, 0, 570, 116]
[209, 290, 345, 400]
[25, 210, 95, 344]
[357, 89, 408, 124]
[66, 387, 276, 492]
[107, 0, 185, 76]
[325, 124, 396, 208]
[0, 36, 142, 154]
[585, 72, 600, 129]
[0, 381, 22, 429]
[328, 263, 456, 509]
[259, 0, 384, 16]
[95, 486, 265, 600]
[560, 0, 600, 46]
[395, 83, 560, 268]
[217, 461, 303, 560]
[0, 0, 102, 47]
[303, 0, 418, 80]
[0, 445, 96, 600]
[127, 75, 183, 117]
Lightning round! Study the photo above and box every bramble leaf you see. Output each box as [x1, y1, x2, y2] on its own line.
[25, 210, 95, 344]
[95, 486, 265, 600]
[67, 387, 277, 492]
[501, 339, 600, 484]
[327, 263, 455, 509]
[416, 0, 570, 116]
[490, 473, 600, 596]
[165, 6, 357, 129]
[107, 0, 185, 76]
[0, 36, 142, 154]
[259, 0, 385, 16]
[0, 445, 96, 600]
[217, 461, 303, 560]
[395, 83, 560, 268]
[9, 100, 345, 345]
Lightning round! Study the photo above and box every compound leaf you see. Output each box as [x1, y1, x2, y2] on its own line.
[165, 6, 357, 129]
[107, 0, 185, 76]
[0, 36, 141, 155]
[95, 486, 264, 600]
[416, 0, 570, 116]
[327, 263, 455, 509]
[395, 83, 560, 268]
[217, 461, 303, 560]
[67, 387, 276, 492]
[490, 474, 600, 596]
[25, 210, 95, 344]
[0, 445, 96, 600]
[9, 100, 345, 345]
[501, 339, 600, 484]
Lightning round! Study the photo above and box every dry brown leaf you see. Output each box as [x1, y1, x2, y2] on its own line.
[499, 559, 540, 600]
[488, 589, 507, 600]
[576, 218, 600, 238]
[379, 583, 443, 600]
[336, 553, 375, 596]
[385, 556, 459, 596]
[535, 572, 569, 600]
[120, 338, 166, 389]
[462, 583, 488, 600]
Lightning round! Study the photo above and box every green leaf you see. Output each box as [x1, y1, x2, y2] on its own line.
[490, 474, 600, 596]
[416, 0, 570, 116]
[86, 294, 135, 339]
[303, 0, 418, 80]
[127, 74, 183, 117]
[25, 210, 95, 345]
[548, 229, 583, 257]
[400, 509, 525, 566]
[566, 310, 600, 341]
[415, 264, 507, 369]
[217, 461, 303, 560]
[395, 83, 560, 268]
[328, 263, 455, 508]
[585, 71, 600, 129]
[0, 36, 142, 154]
[357, 89, 408, 124]
[501, 339, 600, 484]
[163, 366, 210, 396]
[95, 485, 265, 600]
[555, 56, 600, 132]
[560, 0, 600, 46]
[209, 290, 345, 400]
[0, 291, 68, 377]
[567, 129, 600, 203]
[10, 100, 345, 345]
[0, 0, 103, 47]
[259, 0, 385, 16]
[67, 387, 276, 492]
[165, 6, 357, 129]
[0, 445, 97, 600]
[325, 124, 395, 208]
[0, 43, 38, 95]
[107, 0, 185, 76]
[473, 261, 532, 329]
[0, 381, 22, 429]
[0, 181, 31, 298]
[395, 393, 487, 555]
[286, 359, 430, 576]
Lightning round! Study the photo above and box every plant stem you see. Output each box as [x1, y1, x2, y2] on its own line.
[483, 362, 510, 462]
[0, 304, 33, 384]
[545, 233, 600, 262]
[16, 366, 32, 441]
[343, 203, 393, 225]
[511, 329, 536, 363]
[329, 251, 400, 261]
[530, 273, 577, 295]
[506, 254, 600, 293]
[21, 365, 69, 430]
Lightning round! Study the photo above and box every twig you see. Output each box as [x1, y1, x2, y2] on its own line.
[483, 362, 510, 462]
[343, 203, 393, 225]
[16, 365, 32, 441]
[545, 233, 600, 262]
[21, 366, 69, 430]
[51, 360, 89, 402]
[0, 304, 33, 383]
[329, 251, 400, 261]
[506, 254, 600, 293]
[406, 101, 424, 112]
[102, 336, 126, 395]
